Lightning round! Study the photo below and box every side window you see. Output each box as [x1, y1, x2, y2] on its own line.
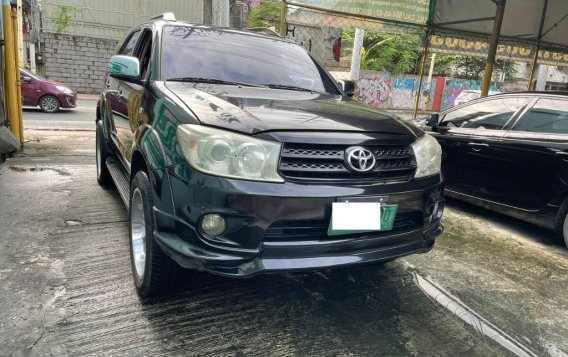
[441, 97, 529, 130]
[512, 98, 568, 134]
[135, 30, 153, 80]
[119, 30, 142, 56]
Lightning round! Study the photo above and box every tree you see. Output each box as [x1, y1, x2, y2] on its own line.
[343, 31, 420, 75]
[247, 2, 283, 28]
[450, 56, 518, 81]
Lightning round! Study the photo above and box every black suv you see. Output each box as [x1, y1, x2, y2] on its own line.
[96, 14, 444, 297]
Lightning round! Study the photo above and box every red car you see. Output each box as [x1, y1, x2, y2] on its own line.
[20, 68, 77, 113]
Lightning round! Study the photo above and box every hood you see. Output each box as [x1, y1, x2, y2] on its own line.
[166, 82, 420, 137]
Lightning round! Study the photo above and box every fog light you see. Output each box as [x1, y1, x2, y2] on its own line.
[434, 200, 445, 220]
[201, 214, 226, 236]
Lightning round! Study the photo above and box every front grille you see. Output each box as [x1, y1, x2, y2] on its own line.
[264, 212, 423, 242]
[279, 144, 416, 181]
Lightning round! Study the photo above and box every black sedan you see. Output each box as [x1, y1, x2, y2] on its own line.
[426, 92, 568, 247]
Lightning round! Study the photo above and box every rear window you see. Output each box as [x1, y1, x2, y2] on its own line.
[512, 98, 568, 134]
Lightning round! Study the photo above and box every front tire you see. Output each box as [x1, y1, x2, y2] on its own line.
[39, 95, 60, 113]
[129, 171, 185, 297]
[563, 214, 568, 248]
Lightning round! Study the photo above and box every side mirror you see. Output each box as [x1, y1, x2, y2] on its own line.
[107, 55, 140, 82]
[339, 80, 356, 97]
[428, 114, 440, 131]
[21, 76, 32, 83]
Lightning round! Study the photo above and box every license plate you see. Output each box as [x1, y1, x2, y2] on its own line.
[328, 202, 398, 236]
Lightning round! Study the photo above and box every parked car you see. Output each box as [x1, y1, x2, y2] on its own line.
[96, 13, 444, 297]
[454, 89, 500, 106]
[20, 68, 77, 113]
[425, 92, 568, 247]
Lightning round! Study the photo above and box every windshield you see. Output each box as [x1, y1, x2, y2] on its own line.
[161, 26, 340, 94]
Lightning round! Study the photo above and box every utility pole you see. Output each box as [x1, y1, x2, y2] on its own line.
[3, 0, 22, 144]
[349, 28, 364, 81]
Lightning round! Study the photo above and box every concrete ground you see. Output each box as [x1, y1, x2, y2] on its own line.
[0, 107, 567, 356]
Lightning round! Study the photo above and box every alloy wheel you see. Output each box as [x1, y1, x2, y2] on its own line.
[41, 96, 59, 112]
[130, 188, 147, 279]
[96, 133, 102, 178]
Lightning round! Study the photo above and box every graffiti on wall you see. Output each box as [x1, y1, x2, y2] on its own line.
[357, 72, 393, 107]
[441, 80, 498, 111]
[357, 71, 436, 110]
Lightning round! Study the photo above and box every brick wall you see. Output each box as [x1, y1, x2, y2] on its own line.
[40, 33, 119, 94]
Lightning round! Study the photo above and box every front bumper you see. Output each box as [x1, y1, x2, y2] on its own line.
[60, 93, 77, 108]
[154, 166, 444, 277]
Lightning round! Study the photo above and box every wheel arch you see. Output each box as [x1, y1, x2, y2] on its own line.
[130, 145, 176, 216]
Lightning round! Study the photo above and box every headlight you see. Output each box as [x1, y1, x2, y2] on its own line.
[55, 85, 73, 95]
[411, 134, 442, 178]
[177, 124, 284, 183]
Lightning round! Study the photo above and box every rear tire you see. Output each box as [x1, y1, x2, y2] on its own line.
[39, 95, 60, 113]
[96, 121, 113, 187]
[129, 171, 186, 297]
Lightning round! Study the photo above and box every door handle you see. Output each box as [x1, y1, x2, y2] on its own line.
[555, 151, 568, 158]
[467, 142, 489, 152]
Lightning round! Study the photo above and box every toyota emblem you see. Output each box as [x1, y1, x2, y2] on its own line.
[345, 146, 376, 172]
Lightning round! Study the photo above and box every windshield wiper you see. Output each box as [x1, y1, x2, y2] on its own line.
[261, 84, 316, 92]
[166, 77, 262, 87]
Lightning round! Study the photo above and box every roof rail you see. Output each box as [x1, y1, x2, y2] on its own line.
[149, 12, 176, 21]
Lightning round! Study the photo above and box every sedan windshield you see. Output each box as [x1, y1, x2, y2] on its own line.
[161, 26, 340, 94]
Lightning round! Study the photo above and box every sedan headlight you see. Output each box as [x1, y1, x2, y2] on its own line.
[411, 134, 442, 178]
[177, 124, 284, 183]
[55, 85, 73, 95]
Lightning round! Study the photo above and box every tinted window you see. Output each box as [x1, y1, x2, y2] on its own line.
[120, 30, 141, 56]
[441, 97, 529, 130]
[512, 98, 568, 134]
[161, 27, 340, 94]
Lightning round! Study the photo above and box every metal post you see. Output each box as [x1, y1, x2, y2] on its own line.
[527, 44, 540, 90]
[527, 0, 548, 90]
[481, 0, 506, 97]
[349, 28, 365, 81]
[413, 32, 429, 119]
[279, 1, 287, 37]
[12, 8, 23, 143]
[423, 53, 436, 111]
[3, 0, 22, 144]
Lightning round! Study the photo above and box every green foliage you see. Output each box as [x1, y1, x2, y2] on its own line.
[51, 5, 80, 34]
[247, 2, 283, 28]
[432, 54, 460, 77]
[344, 31, 420, 75]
